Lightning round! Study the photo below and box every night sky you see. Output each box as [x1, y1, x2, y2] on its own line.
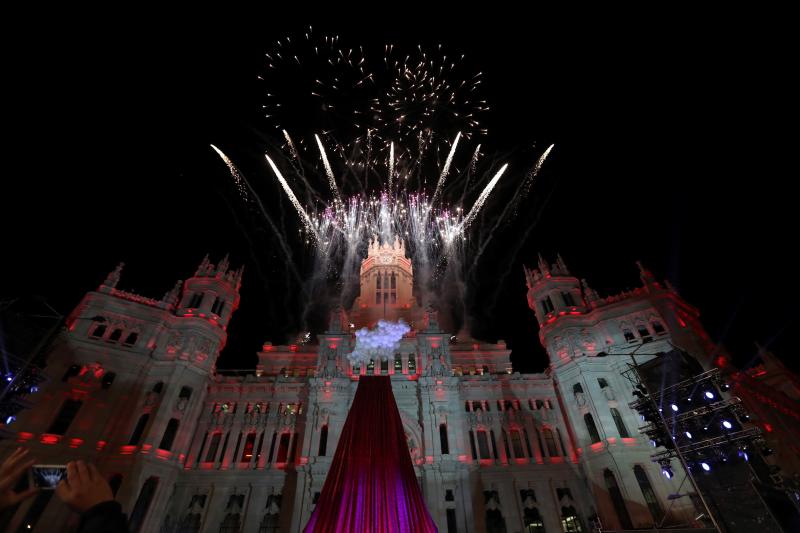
[6, 15, 796, 375]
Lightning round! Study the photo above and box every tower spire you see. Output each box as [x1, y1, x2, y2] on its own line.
[537, 253, 550, 275]
[195, 254, 210, 276]
[101, 262, 124, 290]
[636, 260, 657, 286]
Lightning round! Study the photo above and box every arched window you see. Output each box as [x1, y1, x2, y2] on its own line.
[573, 383, 583, 396]
[623, 329, 636, 342]
[604, 469, 633, 529]
[129, 414, 149, 445]
[188, 292, 204, 308]
[610, 408, 630, 438]
[652, 321, 666, 335]
[211, 297, 225, 315]
[597, 378, 609, 389]
[48, 399, 83, 435]
[90, 324, 107, 338]
[439, 424, 449, 455]
[152, 382, 164, 394]
[123, 332, 139, 346]
[584, 413, 601, 443]
[159, 418, 179, 451]
[129, 476, 159, 533]
[543, 428, 560, 456]
[394, 353, 402, 371]
[179, 386, 193, 400]
[408, 354, 416, 373]
[634, 465, 664, 523]
[108, 328, 123, 343]
[318, 425, 329, 456]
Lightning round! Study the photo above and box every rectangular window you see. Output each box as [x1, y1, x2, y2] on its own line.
[562, 292, 576, 306]
[391, 292, 397, 303]
[276, 433, 291, 463]
[241, 432, 257, 462]
[394, 354, 403, 371]
[511, 429, 525, 458]
[477, 430, 491, 459]
[48, 399, 83, 435]
[446, 509, 457, 533]
[205, 433, 222, 462]
[380, 358, 389, 374]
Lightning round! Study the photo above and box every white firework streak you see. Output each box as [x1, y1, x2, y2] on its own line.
[388, 141, 395, 191]
[283, 129, 300, 162]
[470, 143, 481, 174]
[535, 143, 554, 175]
[431, 131, 461, 205]
[314, 134, 342, 204]
[460, 163, 508, 230]
[210, 144, 249, 201]
[265, 154, 319, 241]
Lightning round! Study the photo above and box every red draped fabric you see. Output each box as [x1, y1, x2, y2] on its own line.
[304, 376, 438, 532]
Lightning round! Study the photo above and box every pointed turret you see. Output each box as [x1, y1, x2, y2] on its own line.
[636, 260, 657, 287]
[99, 262, 124, 293]
[162, 279, 183, 307]
[195, 254, 210, 276]
[525, 253, 586, 326]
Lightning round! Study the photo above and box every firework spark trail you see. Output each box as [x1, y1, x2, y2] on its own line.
[522, 144, 554, 198]
[283, 129, 300, 162]
[265, 153, 320, 241]
[460, 163, 508, 230]
[315, 134, 342, 205]
[210, 144, 249, 201]
[388, 141, 395, 191]
[210, 145, 307, 293]
[469, 145, 555, 272]
[431, 131, 461, 206]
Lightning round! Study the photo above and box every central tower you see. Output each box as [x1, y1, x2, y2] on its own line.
[347, 236, 422, 329]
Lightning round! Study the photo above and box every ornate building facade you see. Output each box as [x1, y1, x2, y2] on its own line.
[0, 244, 768, 532]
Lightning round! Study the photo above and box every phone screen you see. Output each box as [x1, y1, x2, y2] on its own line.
[30, 465, 67, 490]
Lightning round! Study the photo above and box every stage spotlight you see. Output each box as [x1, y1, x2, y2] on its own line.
[720, 383, 731, 391]
[704, 391, 715, 399]
[700, 462, 711, 471]
[662, 467, 674, 479]
[722, 420, 732, 429]
[671, 403, 679, 412]
[685, 431, 693, 439]
[738, 450, 749, 462]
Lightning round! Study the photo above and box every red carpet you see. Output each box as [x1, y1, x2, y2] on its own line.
[304, 376, 438, 532]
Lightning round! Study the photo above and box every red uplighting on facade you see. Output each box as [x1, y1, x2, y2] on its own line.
[155, 449, 172, 460]
[17, 432, 34, 442]
[590, 442, 604, 451]
[69, 438, 84, 448]
[40, 434, 61, 445]
[96, 440, 107, 451]
[119, 445, 137, 455]
[764, 423, 773, 433]
[290, 344, 298, 352]
[549, 456, 565, 464]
